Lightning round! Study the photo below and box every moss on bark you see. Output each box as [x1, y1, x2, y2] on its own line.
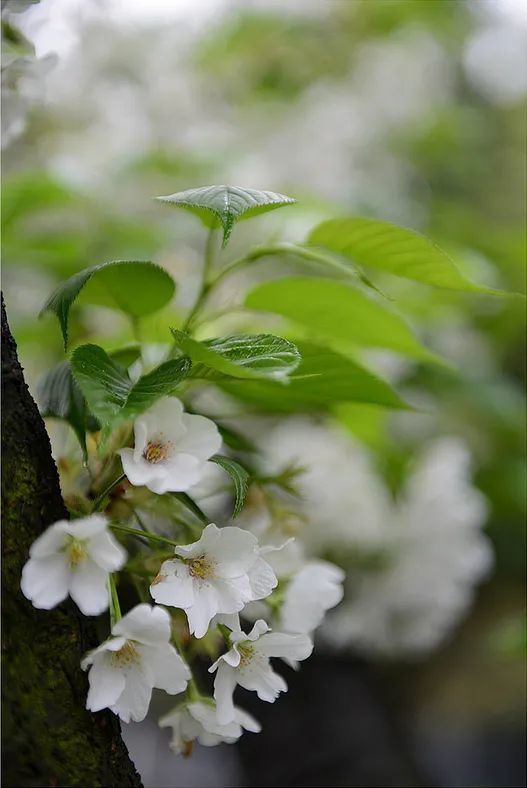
[1, 296, 142, 787]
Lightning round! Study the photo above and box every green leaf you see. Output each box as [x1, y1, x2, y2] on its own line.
[70, 344, 191, 429]
[41, 260, 176, 348]
[219, 341, 408, 412]
[308, 217, 506, 294]
[124, 356, 192, 419]
[156, 185, 296, 246]
[210, 455, 250, 518]
[245, 277, 440, 363]
[37, 361, 92, 457]
[171, 330, 301, 380]
[109, 345, 142, 369]
[171, 492, 209, 525]
[70, 346, 130, 424]
[216, 424, 257, 453]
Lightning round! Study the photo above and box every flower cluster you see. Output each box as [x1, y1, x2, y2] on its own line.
[250, 418, 493, 658]
[21, 396, 344, 754]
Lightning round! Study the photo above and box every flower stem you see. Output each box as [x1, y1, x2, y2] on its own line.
[171, 492, 209, 526]
[92, 473, 126, 512]
[108, 574, 122, 628]
[182, 241, 367, 332]
[182, 226, 217, 334]
[217, 623, 232, 646]
[110, 523, 180, 547]
[186, 677, 202, 702]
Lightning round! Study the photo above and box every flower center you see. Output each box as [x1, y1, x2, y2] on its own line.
[188, 555, 215, 580]
[237, 642, 254, 667]
[67, 538, 88, 567]
[143, 439, 172, 464]
[111, 640, 141, 666]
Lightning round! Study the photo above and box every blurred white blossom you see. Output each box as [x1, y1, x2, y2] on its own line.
[254, 419, 493, 658]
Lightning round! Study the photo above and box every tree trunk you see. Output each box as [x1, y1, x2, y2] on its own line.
[1, 295, 142, 788]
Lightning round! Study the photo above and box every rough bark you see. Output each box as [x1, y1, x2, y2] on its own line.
[1, 295, 142, 788]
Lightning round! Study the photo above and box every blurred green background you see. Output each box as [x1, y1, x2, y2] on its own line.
[2, 1, 526, 786]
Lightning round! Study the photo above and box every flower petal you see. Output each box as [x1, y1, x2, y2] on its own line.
[21, 554, 70, 609]
[234, 707, 262, 734]
[88, 530, 127, 572]
[256, 632, 313, 662]
[237, 657, 287, 702]
[213, 612, 241, 632]
[118, 449, 162, 488]
[139, 396, 186, 445]
[111, 661, 153, 723]
[280, 561, 344, 634]
[132, 419, 149, 463]
[146, 643, 190, 695]
[81, 636, 127, 670]
[207, 526, 259, 578]
[29, 521, 69, 558]
[221, 648, 242, 668]
[212, 576, 252, 614]
[63, 514, 108, 540]
[112, 603, 171, 645]
[146, 455, 204, 494]
[185, 582, 219, 638]
[85, 659, 126, 712]
[247, 556, 277, 600]
[245, 619, 270, 642]
[69, 559, 109, 616]
[213, 662, 238, 725]
[149, 560, 194, 609]
[177, 413, 222, 461]
[175, 523, 218, 559]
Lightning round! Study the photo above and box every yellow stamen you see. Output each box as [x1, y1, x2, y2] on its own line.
[237, 642, 254, 667]
[67, 538, 87, 567]
[111, 641, 140, 666]
[143, 440, 171, 464]
[188, 555, 215, 580]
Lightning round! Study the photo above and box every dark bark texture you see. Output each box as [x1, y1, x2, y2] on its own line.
[1, 296, 142, 788]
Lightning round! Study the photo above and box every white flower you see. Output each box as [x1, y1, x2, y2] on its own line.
[279, 560, 345, 635]
[20, 514, 126, 616]
[149, 524, 277, 639]
[118, 397, 222, 495]
[322, 438, 493, 657]
[81, 604, 190, 723]
[159, 700, 260, 755]
[209, 620, 313, 724]
[257, 417, 391, 554]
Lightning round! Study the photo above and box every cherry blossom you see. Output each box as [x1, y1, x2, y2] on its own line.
[279, 560, 345, 635]
[21, 514, 126, 616]
[149, 524, 277, 638]
[119, 397, 222, 494]
[209, 619, 312, 724]
[82, 604, 190, 723]
[159, 700, 260, 755]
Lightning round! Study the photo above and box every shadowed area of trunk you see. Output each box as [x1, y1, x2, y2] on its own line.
[1, 295, 143, 788]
